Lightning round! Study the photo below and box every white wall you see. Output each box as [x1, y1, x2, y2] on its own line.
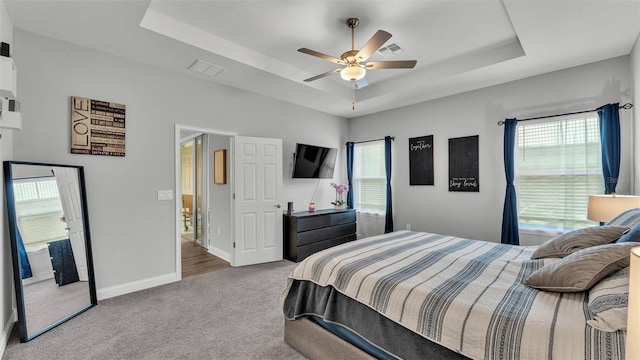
[0, 0, 16, 352]
[11, 29, 348, 297]
[349, 56, 634, 245]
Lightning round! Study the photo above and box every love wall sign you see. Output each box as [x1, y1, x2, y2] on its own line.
[71, 96, 126, 157]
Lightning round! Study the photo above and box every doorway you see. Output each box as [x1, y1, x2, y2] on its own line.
[180, 135, 205, 246]
[174, 125, 285, 279]
[175, 125, 237, 280]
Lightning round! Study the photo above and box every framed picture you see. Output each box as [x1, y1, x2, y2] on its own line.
[214, 149, 226, 184]
[409, 135, 434, 185]
[448, 135, 479, 192]
[70, 96, 126, 156]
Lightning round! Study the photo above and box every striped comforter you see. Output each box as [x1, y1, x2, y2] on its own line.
[281, 231, 626, 360]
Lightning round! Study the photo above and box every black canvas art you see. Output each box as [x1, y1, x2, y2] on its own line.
[448, 135, 479, 192]
[409, 135, 434, 185]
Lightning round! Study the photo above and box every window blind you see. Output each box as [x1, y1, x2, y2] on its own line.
[13, 179, 66, 246]
[13, 179, 60, 202]
[354, 141, 386, 212]
[517, 113, 602, 230]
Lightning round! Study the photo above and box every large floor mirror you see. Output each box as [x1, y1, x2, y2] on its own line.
[3, 161, 97, 342]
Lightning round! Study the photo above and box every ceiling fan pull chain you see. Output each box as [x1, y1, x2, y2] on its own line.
[352, 82, 356, 110]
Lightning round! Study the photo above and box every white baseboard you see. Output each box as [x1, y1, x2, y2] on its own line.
[208, 246, 230, 262]
[0, 308, 16, 357]
[96, 273, 178, 301]
[22, 271, 54, 286]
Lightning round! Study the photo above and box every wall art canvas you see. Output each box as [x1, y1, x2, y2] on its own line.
[409, 135, 434, 185]
[214, 149, 227, 184]
[71, 96, 126, 156]
[448, 135, 479, 192]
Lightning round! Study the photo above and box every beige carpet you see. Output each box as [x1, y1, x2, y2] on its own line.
[22, 279, 91, 336]
[2, 261, 305, 360]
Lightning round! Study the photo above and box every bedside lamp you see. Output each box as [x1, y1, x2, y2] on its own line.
[627, 247, 640, 359]
[587, 194, 640, 223]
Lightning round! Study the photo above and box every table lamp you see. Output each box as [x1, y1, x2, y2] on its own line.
[587, 194, 640, 223]
[627, 247, 640, 359]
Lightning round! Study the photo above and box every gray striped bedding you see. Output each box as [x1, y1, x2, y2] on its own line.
[281, 231, 626, 360]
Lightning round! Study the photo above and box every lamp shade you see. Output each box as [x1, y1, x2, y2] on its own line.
[587, 195, 640, 223]
[340, 65, 366, 81]
[627, 247, 640, 359]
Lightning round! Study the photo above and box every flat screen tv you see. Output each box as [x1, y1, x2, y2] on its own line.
[292, 143, 337, 179]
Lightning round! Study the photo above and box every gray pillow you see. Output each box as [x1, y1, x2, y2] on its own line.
[523, 242, 638, 292]
[531, 226, 629, 259]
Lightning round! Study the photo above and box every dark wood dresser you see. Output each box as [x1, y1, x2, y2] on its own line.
[284, 208, 357, 262]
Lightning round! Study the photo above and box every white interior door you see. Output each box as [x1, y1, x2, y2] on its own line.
[233, 136, 283, 266]
[53, 167, 89, 281]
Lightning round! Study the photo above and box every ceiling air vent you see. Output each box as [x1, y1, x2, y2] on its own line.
[188, 60, 225, 77]
[377, 43, 403, 58]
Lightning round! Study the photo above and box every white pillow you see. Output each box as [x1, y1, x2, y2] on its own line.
[586, 267, 629, 332]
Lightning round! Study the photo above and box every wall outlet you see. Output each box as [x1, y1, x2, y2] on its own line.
[406, 224, 411, 231]
[157, 190, 173, 200]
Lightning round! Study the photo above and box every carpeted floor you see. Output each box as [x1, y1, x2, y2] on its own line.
[2, 261, 306, 360]
[22, 279, 91, 335]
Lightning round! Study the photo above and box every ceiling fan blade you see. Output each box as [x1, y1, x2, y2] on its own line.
[298, 48, 345, 65]
[366, 60, 417, 69]
[355, 30, 392, 62]
[303, 68, 342, 82]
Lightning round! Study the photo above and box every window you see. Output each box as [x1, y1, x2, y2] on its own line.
[516, 113, 602, 231]
[354, 141, 386, 212]
[13, 178, 67, 247]
[13, 179, 60, 202]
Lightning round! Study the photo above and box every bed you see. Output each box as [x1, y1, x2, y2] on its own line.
[281, 214, 639, 360]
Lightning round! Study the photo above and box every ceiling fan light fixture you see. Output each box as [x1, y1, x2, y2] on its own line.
[340, 65, 366, 81]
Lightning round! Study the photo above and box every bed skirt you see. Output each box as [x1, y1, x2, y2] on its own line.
[283, 279, 470, 359]
[284, 317, 375, 360]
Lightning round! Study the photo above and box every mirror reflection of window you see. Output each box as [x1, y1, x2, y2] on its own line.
[13, 177, 68, 250]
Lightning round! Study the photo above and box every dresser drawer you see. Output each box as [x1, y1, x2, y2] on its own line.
[296, 234, 357, 261]
[296, 223, 356, 246]
[284, 209, 357, 262]
[296, 211, 356, 232]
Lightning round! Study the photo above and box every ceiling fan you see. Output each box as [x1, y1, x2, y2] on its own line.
[298, 17, 417, 83]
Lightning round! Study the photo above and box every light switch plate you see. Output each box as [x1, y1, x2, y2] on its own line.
[157, 190, 173, 200]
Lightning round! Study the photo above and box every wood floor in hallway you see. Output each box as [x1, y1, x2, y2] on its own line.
[181, 237, 230, 278]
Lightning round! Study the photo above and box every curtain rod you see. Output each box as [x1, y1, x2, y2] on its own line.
[497, 103, 633, 125]
[348, 136, 395, 145]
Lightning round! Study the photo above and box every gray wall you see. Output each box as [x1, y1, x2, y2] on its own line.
[349, 56, 634, 245]
[10, 29, 348, 298]
[208, 133, 231, 258]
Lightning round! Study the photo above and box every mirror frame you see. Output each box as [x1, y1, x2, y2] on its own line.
[3, 160, 97, 342]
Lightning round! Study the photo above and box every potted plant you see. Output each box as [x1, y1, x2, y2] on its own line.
[330, 183, 349, 209]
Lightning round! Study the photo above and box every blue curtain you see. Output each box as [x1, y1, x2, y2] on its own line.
[384, 136, 394, 233]
[597, 103, 620, 194]
[501, 118, 520, 245]
[16, 228, 32, 279]
[346, 142, 354, 209]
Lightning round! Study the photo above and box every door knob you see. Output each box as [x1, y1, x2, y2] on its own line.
[274, 204, 282, 208]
